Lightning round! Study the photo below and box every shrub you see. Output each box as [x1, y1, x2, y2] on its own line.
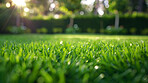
[1, 13, 148, 35]
[141, 28, 148, 35]
[130, 27, 136, 34]
[86, 28, 96, 33]
[6, 26, 24, 34]
[65, 24, 80, 33]
[52, 28, 63, 33]
[24, 28, 31, 33]
[36, 27, 48, 34]
[65, 27, 75, 33]
[104, 26, 127, 35]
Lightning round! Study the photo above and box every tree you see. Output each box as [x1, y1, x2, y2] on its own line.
[0, 0, 5, 3]
[27, 0, 50, 15]
[58, 0, 81, 12]
[108, 0, 130, 14]
[129, 0, 147, 12]
[107, 0, 130, 29]
[58, 0, 82, 27]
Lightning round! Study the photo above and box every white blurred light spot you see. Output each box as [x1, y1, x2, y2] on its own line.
[24, 8, 29, 12]
[60, 41, 63, 44]
[97, 8, 104, 16]
[50, 3, 55, 8]
[6, 2, 11, 8]
[54, 14, 60, 19]
[130, 43, 132, 46]
[94, 66, 99, 69]
[81, 0, 95, 5]
[104, 0, 109, 8]
[68, 61, 71, 65]
[99, 73, 105, 79]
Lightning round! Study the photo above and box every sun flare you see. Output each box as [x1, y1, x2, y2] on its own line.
[12, 0, 26, 7]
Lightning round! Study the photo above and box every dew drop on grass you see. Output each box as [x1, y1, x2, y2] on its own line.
[143, 76, 148, 82]
[114, 52, 116, 54]
[94, 66, 99, 70]
[130, 43, 132, 46]
[141, 40, 144, 43]
[68, 61, 71, 65]
[76, 62, 79, 66]
[97, 60, 100, 62]
[60, 41, 63, 44]
[110, 44, 114, 47]
[99, 73, 105, 79]
[68, 52, 71, 54]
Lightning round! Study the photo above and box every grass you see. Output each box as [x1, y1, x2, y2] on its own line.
[0, 34, 148, 83]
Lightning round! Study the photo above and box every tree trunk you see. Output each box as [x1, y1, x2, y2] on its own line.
[16, 13, 20, 27]
[115, 11, 119, 29]
[68, 17, 74, 28]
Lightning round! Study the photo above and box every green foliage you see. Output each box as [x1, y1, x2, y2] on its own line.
[130, 27, 137, 34]
[1, 13, 148, 35]
[36, 27, 48, 34]
[7, 26, 22, 34]
[6, 26, 32, 34]
[20, 15, 148, 34]
[65, 27, 75, 33]
[52, 27, 63, 33]
[58, 0, 82, 12]
[141, 28, 148, 35]
[65, 24, 80, 33]
[86, 28, 96, 33]
[0, 6, 16, 33]
[0, 34, 148, 83]
[24, 28, 31, 33]
[6, 26, 30, 34]
[108, 0, 130, 13]
[104, 26, 127, 35]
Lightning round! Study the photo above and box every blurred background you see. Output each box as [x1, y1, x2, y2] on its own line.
[0, 0, 148, 35]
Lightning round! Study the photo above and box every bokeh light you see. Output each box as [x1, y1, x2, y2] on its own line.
[6, 2, 11, 8]
[97, 8, 104, 16]
[24, 7, 29, 12]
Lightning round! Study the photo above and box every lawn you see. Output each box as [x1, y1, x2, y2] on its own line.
[0, 34, 148, 83]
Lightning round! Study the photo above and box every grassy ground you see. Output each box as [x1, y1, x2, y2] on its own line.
[0, 34, 148, 83]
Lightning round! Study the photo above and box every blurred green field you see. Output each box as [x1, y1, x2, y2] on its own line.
[0, 34, 148, 83]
